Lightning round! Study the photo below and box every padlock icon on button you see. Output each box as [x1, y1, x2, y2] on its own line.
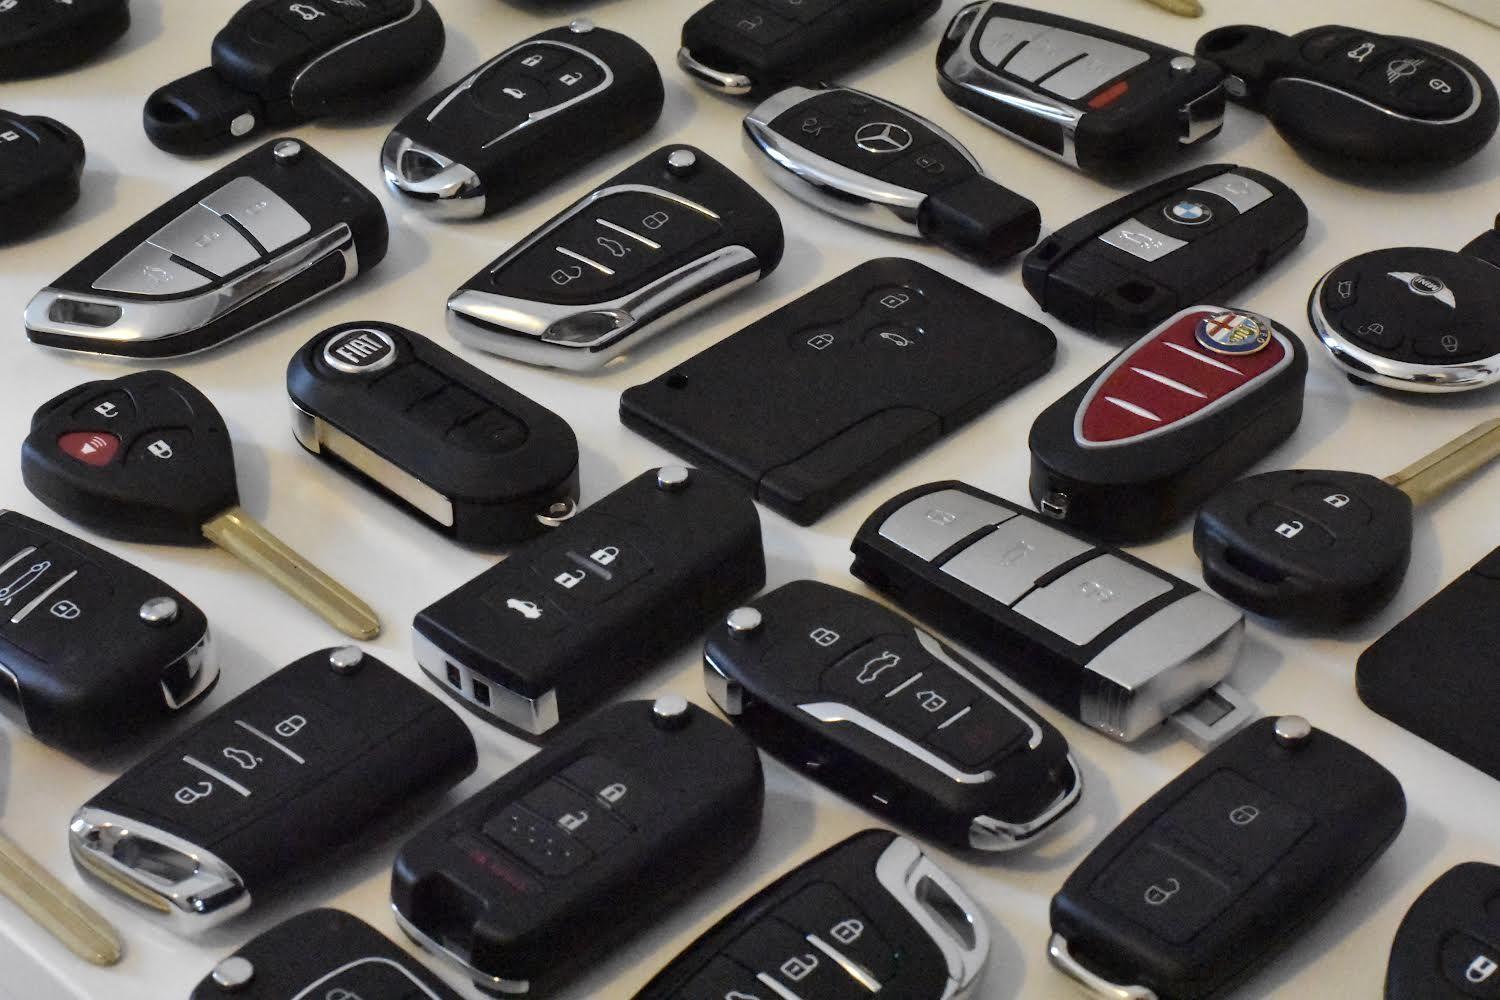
[590, 546, 619, 566]
[1143, 878, 1181, 906]
[1275, 520, 1304, 540]
[1324, 494, 1350, 509]
[554, 569, 586, 590]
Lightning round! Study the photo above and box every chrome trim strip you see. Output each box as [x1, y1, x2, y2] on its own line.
[1048, 933, 1158, 1000]
[797, 703, 997, 786]
[412, 628, 559, 734]
[291, 957, 446, 1000]
[677, 46, 753, 96]
[911, 628, 1043, 750]
[969, 753, 1083, 851]
[702, 651, 746, 717]
[393, 904, 530, 995]
[0, 659, 27, 729]
[160, 631, 216, 712]
[875, 837, 990, 999]
[293, 402, 456, 528]
[1279, 62, 1483, 127]
[289, 0, 425, 104]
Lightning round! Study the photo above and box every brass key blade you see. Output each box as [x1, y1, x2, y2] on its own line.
[1382, 418, 1500, 507]
[202, 506, 381, 640]
[0, 829, 122, 966]
[1145, 0, 1203, 15]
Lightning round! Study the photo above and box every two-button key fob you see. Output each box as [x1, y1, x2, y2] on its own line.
[1049, 716, 1405, 1000]
[0, 112, 86, 243]
[0, 0, 129, 80]
[1386, 863, 1500, 999]
[704, 581, 1081, 851]
[69, 647, 476, 931]
[392, 697, 764, 997]
[383, 21, 663, 219]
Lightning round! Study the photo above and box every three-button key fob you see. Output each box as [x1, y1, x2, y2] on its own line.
[0, 0, 129, 80]
[0, 111, 86, 243]
[1386, 863, 1500, 999]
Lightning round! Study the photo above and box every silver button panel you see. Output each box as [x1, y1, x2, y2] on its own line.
[878, 489, 1016, 561]
[1099, 220, 1188, 262]
[1188, 172, 1273, 214]
[199, 177, 310, 253]
[1012, 554, 1173, 646]
[92, 245, 213, 297]
[981, 18, 1148, 101]
[940, 517, 1093, 606]
[145, 204, 260, 277]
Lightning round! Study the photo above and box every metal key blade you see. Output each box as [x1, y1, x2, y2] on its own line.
[1145, 0, 1203, 15]
[1383, 418, 1500, 507]
[0, 829, 122, 966]
[202, 506, 381, 640]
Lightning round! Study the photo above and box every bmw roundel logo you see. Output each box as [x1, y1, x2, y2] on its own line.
[1166, 199, 1213, 226]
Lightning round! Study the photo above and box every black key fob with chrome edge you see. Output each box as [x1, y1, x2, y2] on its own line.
[0, 111, 86, 243]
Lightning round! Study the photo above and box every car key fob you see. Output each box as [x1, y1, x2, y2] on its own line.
[1048, 716, 1405, 1000]
[1029, 306, 1308, 542]
[392, 697, 764, 997]
[635, 829, 989, 1000]
[144, 0, 445, 155]
[937, 2, 1226, 175]
[413, 466, 763, 740]
[383, 21, 663, 219]
[0, 511, 214, 754]
[447, 144, 783, 371]
[0, 112, 86, 243]
[851, 481, 1250, 746]
[0, 0, 128, 80]
[1385, 863, 1500, 999]
[621, 258, 1057, 525]
[743, 86, 1040, 264]
[25, 138, 387, 359]
[287, 322, 580, 547]
[704, 580, 1081, 851]
[1024, 165, 1308, 338]
[69, 646, 476, 932]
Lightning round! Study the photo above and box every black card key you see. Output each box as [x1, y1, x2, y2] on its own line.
[0, 0, 129, 80]
[1386, 863, 1500, 999]
[0, 111, 86, 243]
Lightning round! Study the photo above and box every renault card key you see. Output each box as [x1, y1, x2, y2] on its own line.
[0, 111, 86, 243]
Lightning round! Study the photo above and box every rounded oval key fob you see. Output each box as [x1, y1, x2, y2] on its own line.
[0, 111, 85, 243]
[1386, 863, 1500, 999]
[0, 0, 129, 80]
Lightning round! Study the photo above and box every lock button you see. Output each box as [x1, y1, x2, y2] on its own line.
[1248, 504, 1335, 551]
[1090, 841, 1236, 944]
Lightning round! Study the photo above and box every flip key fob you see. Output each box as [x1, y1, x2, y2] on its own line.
[1386, 863, 1500, 999]
[1048, 716, 1405, 1000]
[0, 0, 128, 80]
[704, 581, 1081, 851]
[392, 697, 764, 997]
[383, 21, 663, 219]
[0, 112, 86, 243]
[25, 138, 387, 359]
[635, 830, 990, 1000]
[287, 322, 580, 547]
[69, 647, 476, 932]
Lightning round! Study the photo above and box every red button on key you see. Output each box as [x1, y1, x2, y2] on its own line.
[57, 431, 120, 467]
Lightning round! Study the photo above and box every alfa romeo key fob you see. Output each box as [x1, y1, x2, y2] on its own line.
[0, 111, 86, 243]
[1386, 863, 1500, 999]
[0, 0, 129, 80]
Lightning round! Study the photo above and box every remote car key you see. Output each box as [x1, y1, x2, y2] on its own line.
[635, 829, 990, 1000]
[71, 646, 476, 932]
[447, 144, 783, 371]
[383, 20, 664, 219]
[743, 86, 1041, 264]
[0, 0, 128, 80]
[936, 2, 1226, 175]
[25, 138, 387, 359]
[1386, 863, 1500, 999]
[144, 0, 445, 155]
[413, 466, 763, 740]
[852, 481, 1250, 746]
[704, 581, 1081, 851]
[0, 112, 86, 243]
[1024, 165, 1308, 338]
[392, 697, 764, 997]
[1029, 306, 1308, 542]
[287, 322, 580, 547]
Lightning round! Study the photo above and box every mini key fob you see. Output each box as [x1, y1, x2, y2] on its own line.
[635, 829, 990, 1000]
[287, 322, 580, 547]
[447, 144, 783, 371]
[1048, 716, 1405, 1000]
[392, 697, 764, 997]
[413, 466, 764, 740]
[1024, 165, 1308, 338]
[743, 86, 1040, 264]
[26, 138, 387, 359]
[1386, 863, 1500, 999]
[1029, 307, 1308, 542]
[621, 258, 1057, 525]
[937, 2, 1225, 175]
[383, 21, 664, 219]
[144, 0, 445, 155]
[704, 581, 1081, 851]
[0, 0, 129, 80]
[0, 112, 86, 243]
[70, 646, 476, 932]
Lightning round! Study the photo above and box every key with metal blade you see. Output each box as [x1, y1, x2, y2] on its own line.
[22, 370, 381, 640]
[0, 111, 86, 244]
[1385, 863, 1500, 999]
[0, 0, 129, 80]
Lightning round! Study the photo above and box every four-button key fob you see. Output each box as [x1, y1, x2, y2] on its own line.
[1386, 863, 1500, 999]
[0, 112, 86, 243]
[0, 0, 128, 80]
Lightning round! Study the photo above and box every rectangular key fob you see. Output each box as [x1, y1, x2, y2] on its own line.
[621, 259, 1057, 525]
[391, 697, 764, 997]
[446, 144, 784, 371]
[26, 138, 388, 359]
[851, 481, 1248, 745]
[635, 829, 990, 1000]
[1048, 716, 1405, 1000]
[704, 580, 1080, 851]
[937, 2, 1225, 175]
[383, 23, 664, 219]
[412, 466, 764, 740]
[287, 322, 580, 547]
[0, 0, 128, 80]
[1386, 863, 1500, 999]
[0, 111, 85, 243]
[69, 647, 476, 932]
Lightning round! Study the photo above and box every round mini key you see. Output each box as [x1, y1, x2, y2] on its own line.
[0, 111, 85, 243]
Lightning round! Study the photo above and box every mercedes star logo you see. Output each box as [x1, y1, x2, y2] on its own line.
[855, 122, 913, 154]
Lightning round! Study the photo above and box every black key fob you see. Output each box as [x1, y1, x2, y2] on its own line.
[0, 111, 85, 243]
[287, 322, 580, 547]
[144, 0, 446, 155]
[704, 581, 1080, 851]
[1386, 863, 1500, 999]
[621, 258, 1057, 525]
[937, 2, 1225, 176]
[69, 646, 476, 932]
[1029, 307, 1307, 542]
[412, 466, 764, 740]
[383, 21, 663, 219]
[25, 138, 387, 358]
[0, 0, 128, 80]
[392, 697, 764, 997]
[635, 829, 990, 1000]
[1024, 165, 1308, 338]
[1048, 716, 1405, 1000]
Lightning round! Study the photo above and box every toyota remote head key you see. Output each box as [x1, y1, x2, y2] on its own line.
[1385, 863, 1500, 999]
[0, 0, 129, 80]
[0, 111, 86, 243]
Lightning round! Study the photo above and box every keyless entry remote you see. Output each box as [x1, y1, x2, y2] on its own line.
[0, 0, 128, 79]
[0, 112, 85, 243]
[704, 581, 1080, 851]
[26, 138, 387, 359]
[392, 697, 764, 997]
[70, 647, 476, 931]
[447, 145, 783, 371]
[1049, 716, 1405, 1000]
[384, 21, 663, 219]
[1386, 864, 1500, 999]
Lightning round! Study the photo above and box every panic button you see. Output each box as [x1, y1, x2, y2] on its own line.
[58, 431, 121, 467]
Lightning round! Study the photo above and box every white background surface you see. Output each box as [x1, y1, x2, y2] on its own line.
[2, 0, 1500, 997]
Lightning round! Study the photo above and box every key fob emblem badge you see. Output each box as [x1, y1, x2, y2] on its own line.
[322, 327, 397, 374]
[1195, 311, 1273, 355]
[1389, 270, 1456, 307]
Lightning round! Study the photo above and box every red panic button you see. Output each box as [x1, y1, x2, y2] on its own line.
[58, 431, 121, 467]
[1088, 80, 1131, 109]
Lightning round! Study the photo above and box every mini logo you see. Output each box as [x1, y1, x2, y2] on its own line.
[323, 327, 397, 374]
[854, 122, 913, 154]
[1195, 311, 1273, 355]
[1407, 274, 1446, 297]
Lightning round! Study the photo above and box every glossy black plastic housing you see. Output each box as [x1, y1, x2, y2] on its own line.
[0, 112, 85, 243]
[0, 0, 129, 80]
[1385, 863, 1500, 999]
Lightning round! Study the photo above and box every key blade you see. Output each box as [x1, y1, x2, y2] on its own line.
[1383, 418, 1500, 507]
[0, 830, 122, 966]
[1144, 0, 1204, 15]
